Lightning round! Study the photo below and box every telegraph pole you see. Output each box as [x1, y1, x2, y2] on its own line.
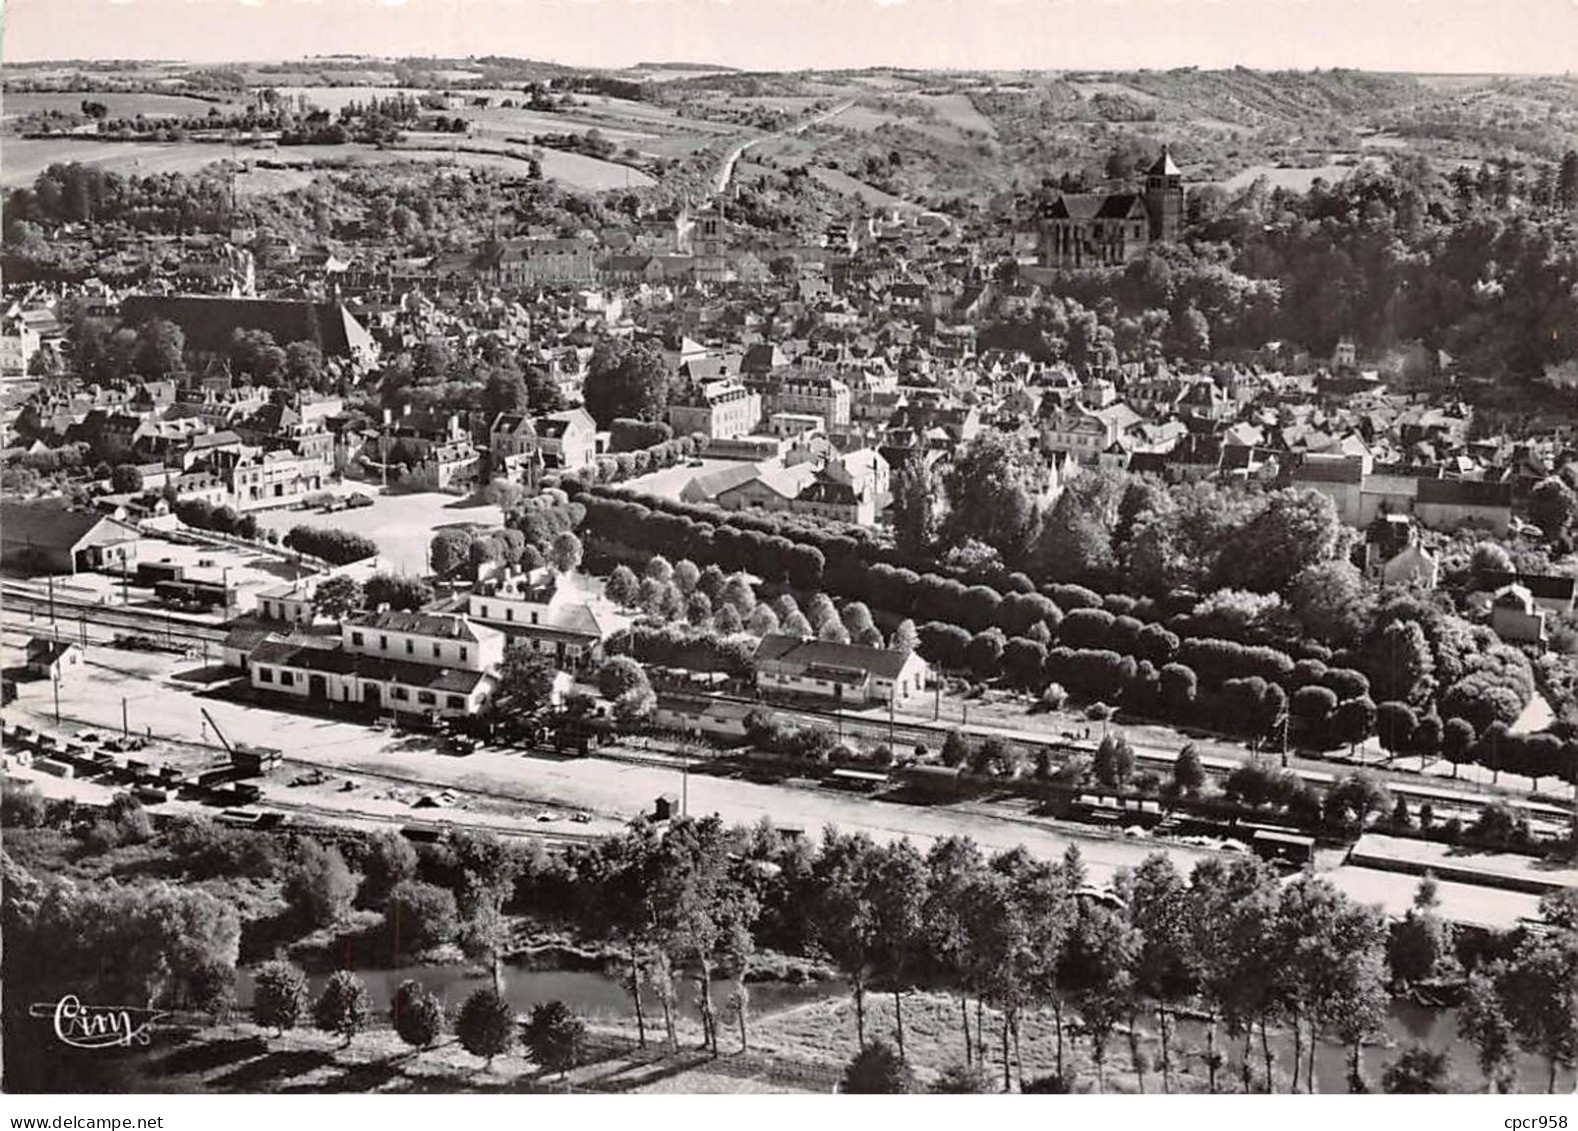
[122, 697, 129, 739]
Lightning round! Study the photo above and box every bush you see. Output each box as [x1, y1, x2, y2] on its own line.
[932, 1061, 994, 1093]
[840, 1038, 913, 1094]
[283, 525, 379, 565]
[314, 970, 371, 1047]
[522, 999, 586, 1079]
[0, 781, 47, 827]
[282, 841, 356, 928]
[252, 960, 309, 1035]
[391, 979, 445, 1048]
[385, 879, 460, 951]
[457, 988, 515, 1065]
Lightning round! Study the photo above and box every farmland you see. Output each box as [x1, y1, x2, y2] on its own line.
[0, 134, 653, 192]
[3, 89, 245, 120]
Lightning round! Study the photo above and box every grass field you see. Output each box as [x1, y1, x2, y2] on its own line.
[2, 90, 245, 120]
[0, 138, 237, 186]
[0, 134, 653, 191]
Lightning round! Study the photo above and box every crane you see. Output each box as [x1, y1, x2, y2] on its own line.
[199, 707, 281, 777]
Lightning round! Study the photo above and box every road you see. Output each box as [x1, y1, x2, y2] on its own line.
[5, 642, 1224, 885]
[711, 100, 854, 196]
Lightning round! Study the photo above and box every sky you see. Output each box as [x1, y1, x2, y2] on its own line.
[3, 0, 1577, 74]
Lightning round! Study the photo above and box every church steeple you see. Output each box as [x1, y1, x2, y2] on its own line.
[1143, 144, 1184, 243]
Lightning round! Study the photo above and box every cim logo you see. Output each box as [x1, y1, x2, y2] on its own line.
[28, 996, 165, 1050]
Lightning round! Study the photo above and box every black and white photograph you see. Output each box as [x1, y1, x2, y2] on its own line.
[1, 0, 1576, 1105]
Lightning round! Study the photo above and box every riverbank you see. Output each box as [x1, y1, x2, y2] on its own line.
[56, 981, 1570, 1095]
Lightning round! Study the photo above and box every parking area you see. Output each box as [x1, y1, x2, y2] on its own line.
[252, 490, 504, 576]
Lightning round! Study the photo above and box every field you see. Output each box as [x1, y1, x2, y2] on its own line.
[3, 90, 245, 120]
[0, 137, 240, 187]
[808, 165, 918, 210]
[0, 134, 653, 192]
[1219, 160, 1382, 192]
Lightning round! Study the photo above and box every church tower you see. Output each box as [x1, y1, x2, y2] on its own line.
[1143, 145, 1184, 243]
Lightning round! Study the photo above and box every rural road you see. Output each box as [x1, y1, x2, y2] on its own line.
[712, 100, 855, 196]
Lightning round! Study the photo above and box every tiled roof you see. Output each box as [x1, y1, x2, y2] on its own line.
[754, 632, 916, 680]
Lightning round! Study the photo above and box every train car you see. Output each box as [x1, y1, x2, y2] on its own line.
[827, 767, 890, 793]
[136, 561, 186, 588]
[1250, 827, 1316, 867]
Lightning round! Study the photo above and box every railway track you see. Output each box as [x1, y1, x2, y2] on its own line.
[2, 586, 229, 646]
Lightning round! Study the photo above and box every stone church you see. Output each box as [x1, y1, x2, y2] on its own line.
[1038, 147, 1184, 269]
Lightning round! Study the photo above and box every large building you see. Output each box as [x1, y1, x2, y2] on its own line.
[118, 295, 379, 370]
[1038, 148, 1184, 269]
[753, 633, 930, 707]
[667, 379, 763, 440]
[0, 501, 141, 576]
[245, 610, 504, 718]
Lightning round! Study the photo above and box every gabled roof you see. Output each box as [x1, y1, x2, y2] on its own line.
[119, 295, 374, 360]
[349, 609, 486, 642]
[0, 500, 138, 553]
[754, 632, 918, 681]
[1044, 192, 1147, 221]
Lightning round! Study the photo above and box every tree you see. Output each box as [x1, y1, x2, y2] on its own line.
[110, 463, 143, 493]
[606, 564, 639, 607]
[547, 531, 583, 574]
[1093, 732, 1136, 789]
[811, 830, 883, 1049]
[313, 970, 371, 1047]
[456, 987, 515, 1066]
[495, 641, 558, 715]
[583, 339, 670, 426]
[282, 841, 356, 928]
[1367, 620, 1434, 704]
[285, 341, 324, 390]
[385, 879, 460, 951]
[391, 979, 444, 1049]
[523, 1000, 586, 1082]
[362, 572, 433, 611]
[966, 628, 1006, 679]
[252, 960, 308, 1036]
[1289, 560, 1372, 645]
[1442, 717, 1476, 777]
[891, 456, 939, 558]
[942, 430, 1041, 560]
[1126, 853, 1195, 1092]
[840, 1037, 913, 1093]
[1382, 1044, 1453, 1093]
[313, 574, 363, 621]
[1459, 967, 1516, 1092]
[891, 618, 919, 653]
[1172, 743, 1206, 794]
[430, 528, 474, 579]
[481, 364, 530, 419]
[133, 318, 185, 379]
[720, 573, 756, 616]
[1222, 488, 1346, 595]
[869, 840, 929, 1063]
[747, 604, 780, 636]
[1530, 476, 1578, 543]
[358, 829, 418, 908]
[597, 656, 649, 701]
[1499, 931, 1578, 1092]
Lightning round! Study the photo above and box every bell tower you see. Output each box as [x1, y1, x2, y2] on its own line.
[1143, 145, 1184, 243]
